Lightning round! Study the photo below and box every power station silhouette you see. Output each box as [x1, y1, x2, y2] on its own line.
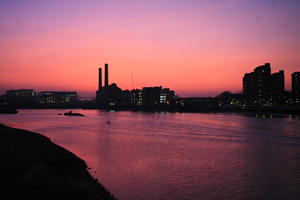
[96, 64, 124, 106]
[95, 63, 175, 107]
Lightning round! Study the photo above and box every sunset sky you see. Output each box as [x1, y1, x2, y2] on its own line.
[1, 0, 300, 97]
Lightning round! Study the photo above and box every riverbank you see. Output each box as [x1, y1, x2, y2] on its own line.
[0, 107, 18, 114]
[0, 124, 116, 200]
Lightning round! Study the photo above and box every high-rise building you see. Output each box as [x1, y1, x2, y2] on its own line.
[243, 72, 256, 103]
[243, 63, 285, 105]
[243, 63, 271, 104]
[271, 70, 284, 93]
[292, 72, 300, 95]
[254, 63, 271, 103]
[270, 70, 285, 104]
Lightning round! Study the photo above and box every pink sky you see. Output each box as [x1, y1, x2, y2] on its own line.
[1, 0, 300, 97]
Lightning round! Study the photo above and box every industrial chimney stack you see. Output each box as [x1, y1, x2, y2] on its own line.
[98, 68, 102, 90]
[105, 63, 109, 87]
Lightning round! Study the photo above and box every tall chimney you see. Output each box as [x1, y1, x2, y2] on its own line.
[105, 63, 109, 87]
[98, 68, 102, 90]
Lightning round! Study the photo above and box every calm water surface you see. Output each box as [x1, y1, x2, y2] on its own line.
[1, 109, 300, 200]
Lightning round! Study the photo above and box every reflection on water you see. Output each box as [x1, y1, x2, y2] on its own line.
[1, 109, 300, 200]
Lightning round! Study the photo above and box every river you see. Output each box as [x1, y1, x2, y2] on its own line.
[1, 109, 300, 200]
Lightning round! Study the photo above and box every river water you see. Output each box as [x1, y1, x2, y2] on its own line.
[1, 109, 300, 200]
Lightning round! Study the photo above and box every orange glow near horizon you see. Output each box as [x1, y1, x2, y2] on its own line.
[1, 1, 300, 97]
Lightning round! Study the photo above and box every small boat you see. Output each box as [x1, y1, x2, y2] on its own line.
[64, 111, 85, 117]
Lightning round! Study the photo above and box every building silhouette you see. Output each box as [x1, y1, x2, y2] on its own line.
[243, 63, 284, 105]
[271, 70, 284, 93]
[142, 87, 161, 106]
[242, 73, 256, 103]
[130, 89, 143, 106]
[6, 89, 36, 97]
[270, 70, 284, 103]
[0, 89, 77, 105]
[292, 72, 300, 95]
[130, 87, 174, 106]
[216, 91, 242, 107]
[2, 89, 37, 106]
[38, 91, 77, 104]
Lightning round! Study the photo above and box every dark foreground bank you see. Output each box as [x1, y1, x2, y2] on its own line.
[0, 124, 116, 200]
[0, 107, 18, 114]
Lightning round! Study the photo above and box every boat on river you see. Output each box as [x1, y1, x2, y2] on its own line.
[64, 111, 85, 117]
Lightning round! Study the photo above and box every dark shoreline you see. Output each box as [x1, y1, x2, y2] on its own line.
[0, 124, 116, 200]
